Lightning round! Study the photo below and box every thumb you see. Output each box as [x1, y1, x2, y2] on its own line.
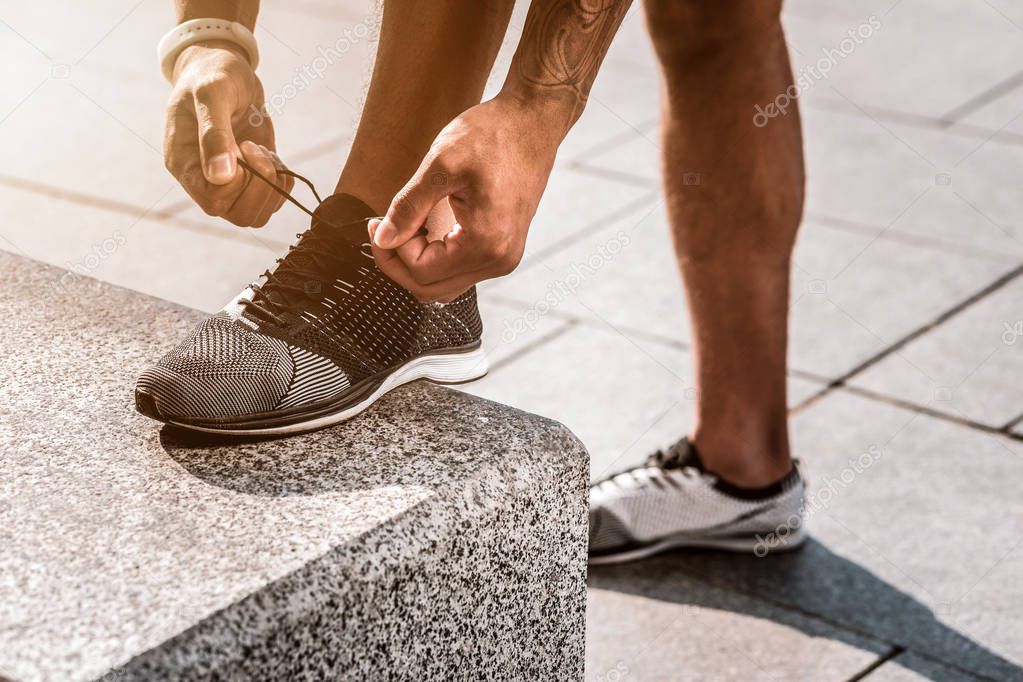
[373, 161, 452, 249]
[193, 85, 240, 185]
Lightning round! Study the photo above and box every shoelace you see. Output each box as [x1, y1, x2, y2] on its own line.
[235, 157, 384, 325]
[593, 440, 700, 487]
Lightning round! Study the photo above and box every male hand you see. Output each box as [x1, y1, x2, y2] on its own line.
[163, 40, 293, 227]
[368, 96, 563, 302]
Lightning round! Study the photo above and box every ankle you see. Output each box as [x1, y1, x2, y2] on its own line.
[690, 429, 792, 488]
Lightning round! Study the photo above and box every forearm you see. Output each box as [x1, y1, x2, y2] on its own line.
[502, 0, 632, 138]
[175, 0, 259, 30]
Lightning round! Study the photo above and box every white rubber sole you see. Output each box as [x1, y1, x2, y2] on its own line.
[588, 526, 807, 566]
[168, 347, 489, 436]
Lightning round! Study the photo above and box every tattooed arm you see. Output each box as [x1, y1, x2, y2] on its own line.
[369, 0, 632, 301]
[504, 0, 633, 132]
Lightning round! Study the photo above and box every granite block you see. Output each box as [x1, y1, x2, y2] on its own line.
[0, 250, 589, 681]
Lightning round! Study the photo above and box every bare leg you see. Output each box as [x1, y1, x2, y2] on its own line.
[335, 1, 515, 221]
[644, 0, 805, 487]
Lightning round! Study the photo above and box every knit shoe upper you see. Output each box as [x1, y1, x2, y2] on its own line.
[589, 439, 806, 562]
[135, 194, 483, 427]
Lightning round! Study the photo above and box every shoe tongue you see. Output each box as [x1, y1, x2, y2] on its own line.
[659, 438, 704, 471]
[260, 193, 379, 311]
[309, 193, 378, 245]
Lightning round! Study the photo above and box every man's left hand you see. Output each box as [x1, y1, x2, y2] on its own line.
[368, 95, 565, 302]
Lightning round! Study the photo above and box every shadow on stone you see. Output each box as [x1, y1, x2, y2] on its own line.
[155, 382, 555, 498]
[589, 539, 1020, 681]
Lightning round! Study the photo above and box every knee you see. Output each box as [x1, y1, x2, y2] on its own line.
[643, 0, 784, 66]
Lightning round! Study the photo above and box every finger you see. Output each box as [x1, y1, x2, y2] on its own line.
[164, 97, 203, 189]
[398, 223, 481, 285]
[374, 246, 482, 302]
[374, 160, 453, 249]
[193, 82, 241, 185]
[369, 218, 464, 285]
[222, 141, 278, 227]
[261, 145, 294, 215]
[251, 144, 293, 223]
[165, 99, 248, 216]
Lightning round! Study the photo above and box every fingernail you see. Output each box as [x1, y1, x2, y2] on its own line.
[208, 153, 233, 181]
[374, 221, 397, 248]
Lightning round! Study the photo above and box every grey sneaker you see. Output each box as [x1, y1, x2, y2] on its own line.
[589, 439, 806, 564]
[135, 193, 487, 436]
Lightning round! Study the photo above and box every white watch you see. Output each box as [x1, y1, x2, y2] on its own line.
[157, 18, 259, 83]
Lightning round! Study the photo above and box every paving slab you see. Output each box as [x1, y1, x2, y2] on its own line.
[486, 193, 1012, 380]
[587, 569, 887, 682]
[782, 0, 1023, 121]
[583, 102, 1023, 262]
[0, 1, 375, 215]
[0, 249, 589, 681]
[955, 80, 1023, 137]
[477, 298, 574, 369]
[0, 184, 283, 313]
[644, 389, 1023, 680]
[460, 315, 825, 480]
[851, 275, 1023, 428]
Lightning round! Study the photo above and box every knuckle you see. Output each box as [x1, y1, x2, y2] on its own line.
[390, 193, 419, 222]
[192, 74, 230, 100]
[481, 240, 506, 263]
[493, 255, 518, 277]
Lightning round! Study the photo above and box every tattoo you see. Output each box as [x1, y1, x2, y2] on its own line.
[514, 0, 631, 113]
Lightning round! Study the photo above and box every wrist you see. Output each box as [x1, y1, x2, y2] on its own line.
[497, 85, 580, 147]
[172, 39, 249, 82]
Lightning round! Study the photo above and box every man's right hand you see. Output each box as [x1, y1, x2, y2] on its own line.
[163, 40, 293, 227]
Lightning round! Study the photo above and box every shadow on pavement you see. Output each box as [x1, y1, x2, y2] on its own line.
[589, 539, 1020, 682]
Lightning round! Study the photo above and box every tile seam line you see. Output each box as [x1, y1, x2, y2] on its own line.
[843, 644, 905, 682]
[792, 262, 1023, 416]
[804, 211, 1022, 265]
[838, 384, 1012, 438]
[565, 117, 659, 165]
[567, 162, 657, 188]
[939, 68, 1023, 125]
[523, 190, 662, 264]
[803, 97, 1023, 145]
[0, 174, 291, 253]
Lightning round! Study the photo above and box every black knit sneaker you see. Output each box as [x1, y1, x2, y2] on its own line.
[135, 192, 487, 435]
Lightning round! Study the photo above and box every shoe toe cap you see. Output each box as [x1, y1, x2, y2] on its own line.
[135, 316, 294, 421]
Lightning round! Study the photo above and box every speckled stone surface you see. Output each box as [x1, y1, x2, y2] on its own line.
[0, 250, 589, 682]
